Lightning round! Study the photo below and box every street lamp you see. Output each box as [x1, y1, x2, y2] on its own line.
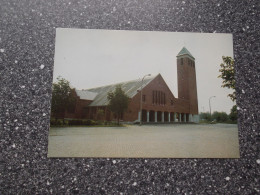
[140, 74, 151, 125]
[209, 96, 216, 116]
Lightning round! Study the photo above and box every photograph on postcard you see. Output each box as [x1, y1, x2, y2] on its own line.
[48, 28, 239, 158]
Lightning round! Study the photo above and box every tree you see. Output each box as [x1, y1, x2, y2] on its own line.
[212, 111, 228, 122]
[51, 77, 76, 121]
[199, 112, 212, 122]
[107, 85, 129, 125]
[218, 56, 237, 122]
[96, 109, 105, 121]
[218, 56, 236, 101]
[229, 105, 237, 122]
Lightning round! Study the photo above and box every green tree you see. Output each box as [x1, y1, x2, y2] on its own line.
[212, 111, 228, 122]
[51, 77, 76, 121]
[218, 56, 237, 122]
[199, 112, 212, 122]
[107, 85, 129, 125]
[218, 56, 236, 101]
[96, 109, 105, 121]
[229, 105, 237, 122]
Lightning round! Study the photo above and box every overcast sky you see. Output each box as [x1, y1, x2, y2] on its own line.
[53, 28, 235, 113]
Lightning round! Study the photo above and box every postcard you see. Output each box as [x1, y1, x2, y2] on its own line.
[48, 28, 239, 158]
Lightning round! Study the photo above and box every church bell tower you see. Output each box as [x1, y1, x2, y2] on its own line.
[177, 47, 198, 114]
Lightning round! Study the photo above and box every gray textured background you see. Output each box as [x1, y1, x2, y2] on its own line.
[0, 0, 259, 194]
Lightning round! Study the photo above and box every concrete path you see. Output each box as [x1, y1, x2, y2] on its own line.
[47, 124, 240, 158]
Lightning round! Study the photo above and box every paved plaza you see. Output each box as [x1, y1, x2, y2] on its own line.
[47, 124, 240, 158]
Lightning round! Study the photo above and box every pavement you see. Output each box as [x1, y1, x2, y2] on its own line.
[47, 123, 240, 158]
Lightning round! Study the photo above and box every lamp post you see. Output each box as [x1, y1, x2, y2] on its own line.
[209, 96, 216, 116]
[140, 74, 151, 125]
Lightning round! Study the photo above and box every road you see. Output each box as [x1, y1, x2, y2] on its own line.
[48, 123, 240, 158]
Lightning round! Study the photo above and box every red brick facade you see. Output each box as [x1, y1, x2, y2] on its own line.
[64, 48, 199, 122]
[177, 55, 199, 115]
[64, 90, 93, 119]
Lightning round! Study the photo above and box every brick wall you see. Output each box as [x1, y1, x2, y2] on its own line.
[123, 74, 191, 122]
[64, 89, 93, 119]
[177, 55, 199, 115]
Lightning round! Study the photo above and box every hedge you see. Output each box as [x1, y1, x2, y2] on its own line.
[50, 118, 99, 126]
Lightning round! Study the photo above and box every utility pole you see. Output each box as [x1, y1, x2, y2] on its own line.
[140, 74, 151, 125]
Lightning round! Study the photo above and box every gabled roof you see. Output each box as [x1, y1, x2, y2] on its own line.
[177, 47, 195, 60]
[78, 74, 157, 106]
[75, 90, 98, 100]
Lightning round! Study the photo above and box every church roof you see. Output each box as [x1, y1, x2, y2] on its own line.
[177, 47, 195, 59]
[77, 74, 157, 106]
[75, 90, 98, 100]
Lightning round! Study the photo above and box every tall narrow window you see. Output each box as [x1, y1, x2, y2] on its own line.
[162, 92, 164, 104]
[152, 91, 167, 105]
[142, 95, 146, 102]
[158, 91, 161, 105]
[156, 91, 158, 104]
[152, 91, 154, 104]
[163, 92, 164, 104]
[162, 93, 164, 105]
[157, 91, 160, 104]
[181, 58, 183, 65]
[155, 91, 157, 104]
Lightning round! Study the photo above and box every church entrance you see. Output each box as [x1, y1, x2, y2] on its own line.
[149, 110, 155, 122]
[141, 110, 147, 122]
[157, 111, 162, 122]
[164, 112, 169, 122]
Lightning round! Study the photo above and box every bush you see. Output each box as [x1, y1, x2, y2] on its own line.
[50, 118, 111, 126]
[68, 119, 83, 125]
[50, 118, 56, 126]
[83, 119, 96, 125]
[64, 120, 69, 125]
[50, 118, 64, 126]
[67, 119, 98, 126]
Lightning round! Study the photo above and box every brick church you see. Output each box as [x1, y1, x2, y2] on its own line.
[64, 47, 199, 123]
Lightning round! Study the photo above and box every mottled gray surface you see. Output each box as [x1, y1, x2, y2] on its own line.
[0, 0, 259, 194]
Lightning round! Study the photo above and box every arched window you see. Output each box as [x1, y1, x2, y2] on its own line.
[181, 58, 184, 65]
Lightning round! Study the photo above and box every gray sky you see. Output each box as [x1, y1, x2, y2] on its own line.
[53, 28, 235, 113]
